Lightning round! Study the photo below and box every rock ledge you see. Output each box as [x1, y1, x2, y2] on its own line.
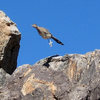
[0, 50, 100, 100]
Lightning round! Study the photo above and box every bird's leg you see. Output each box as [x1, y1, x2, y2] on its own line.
[48, 39, 53, 47]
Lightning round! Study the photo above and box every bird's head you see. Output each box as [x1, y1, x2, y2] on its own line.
[32, 24, 38, 28]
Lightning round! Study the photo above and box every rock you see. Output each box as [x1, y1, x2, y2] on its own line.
[0, 50, 100, 100]
[0, 11, 21, 75]
[0, 68, 10, 87]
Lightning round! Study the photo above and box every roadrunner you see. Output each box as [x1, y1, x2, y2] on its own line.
[32, 24, 64, 46]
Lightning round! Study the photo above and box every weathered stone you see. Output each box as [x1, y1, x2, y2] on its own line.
[0, 68, 10, 87]
[0, 50, 100, 100]
[0, 11, 21, 75]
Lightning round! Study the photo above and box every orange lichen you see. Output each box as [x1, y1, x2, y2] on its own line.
[21, 74, 57, 96]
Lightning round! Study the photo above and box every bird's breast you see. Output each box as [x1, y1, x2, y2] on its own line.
[40, 32, 51, 39]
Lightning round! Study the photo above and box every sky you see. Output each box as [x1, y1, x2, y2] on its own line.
[1, 0, 100, 66]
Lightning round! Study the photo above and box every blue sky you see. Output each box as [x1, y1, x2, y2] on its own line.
[1, 0, 100, 66]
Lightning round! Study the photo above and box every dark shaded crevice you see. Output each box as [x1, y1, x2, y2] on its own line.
[0, 35, 20, 74]
[43, 55, 59, 68]
[43, 55, 70, 68]
[6, 22, 15, 26]
[53, 95, 59, 100]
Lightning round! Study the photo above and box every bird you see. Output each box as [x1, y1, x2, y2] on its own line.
[32, 24, 64, 45]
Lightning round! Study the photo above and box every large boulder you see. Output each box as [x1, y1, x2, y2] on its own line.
[0, 11, 21, 87]
[0, 50, 100, 100]
[0, 11, 21, 75]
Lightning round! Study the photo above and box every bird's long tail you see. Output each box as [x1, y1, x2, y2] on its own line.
[51, 36, 64, 45]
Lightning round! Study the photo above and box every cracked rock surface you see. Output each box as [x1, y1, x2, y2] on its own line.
[0, 50, 100, 100]
[0, 11, 21, 87]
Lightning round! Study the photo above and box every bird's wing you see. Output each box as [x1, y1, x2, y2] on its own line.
[37, 27, 52, 39]
[39, 27, 50, 33]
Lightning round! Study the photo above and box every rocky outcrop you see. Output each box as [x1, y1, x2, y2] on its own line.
[0, 50, 100, 100]
[0, 11, 21, 87]
[0, 11, 21, 75]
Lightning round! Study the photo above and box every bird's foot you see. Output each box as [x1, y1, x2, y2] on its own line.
[49, 39, 53, 47]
